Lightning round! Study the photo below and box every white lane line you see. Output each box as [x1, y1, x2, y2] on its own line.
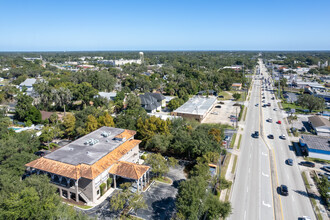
[262, 201, 271, 208]
[291, 195, 295, 202]
[248, 168, 250, 173]
[262, 152, 268, 156]
[244, 210, 247, 220]
[262, 172, 269, 177]
[247, 187, 249, 193]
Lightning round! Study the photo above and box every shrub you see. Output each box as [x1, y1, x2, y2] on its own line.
[107, 177, 113, 188]
[100, 183, 106, 196]
[49, 143, 59, 149]
[141, 154, 147, 160]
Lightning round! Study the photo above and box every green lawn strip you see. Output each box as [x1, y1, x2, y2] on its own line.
[301, 171, 310, 190]
[153, 176, 172, 184]
[230, 133, 237, 149]
[220, 154, 231, 178]
[231, 155, 238, 174]
[286, 129, 292, 137]
[237, 134, 242, 150]
[243, 107, 247, 121]
[311, 198, 323, 220]
[306, 157, 330, 164]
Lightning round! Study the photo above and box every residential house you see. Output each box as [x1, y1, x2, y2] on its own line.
[19, 78, 37, 96]
[231, 83, 242, 91]
[139, 93, 165, 113]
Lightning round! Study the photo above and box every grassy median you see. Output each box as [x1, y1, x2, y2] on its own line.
[231, 155, 238, 174]
[237, 134, 242, 150]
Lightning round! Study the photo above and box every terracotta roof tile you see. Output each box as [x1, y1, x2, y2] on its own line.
[25, 138, 141, 180]
[114, 129, 136, 140]
[109, 161, 150, 180]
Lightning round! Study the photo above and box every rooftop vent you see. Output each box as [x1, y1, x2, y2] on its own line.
[101, 131, 111, 137]
[84, 138, 99, 145]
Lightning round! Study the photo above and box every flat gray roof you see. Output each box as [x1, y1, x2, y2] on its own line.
[173, 96, 217, 116]
[45, 127, 125, 165]
[301, 135, 330, 152]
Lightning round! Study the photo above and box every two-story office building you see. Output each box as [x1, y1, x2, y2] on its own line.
[25, 127, 150, 205]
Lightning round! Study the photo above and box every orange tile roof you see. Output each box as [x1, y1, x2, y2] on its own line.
[114, 129, 136, 140]
[109, 161, 150, 180]
[25, 137, 141, 180]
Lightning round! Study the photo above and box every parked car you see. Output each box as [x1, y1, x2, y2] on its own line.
[267, 118, 273, 123]
[268, 134, 274, 139]
[286, 159, 293, 166]
[300, 161, 315, 168]
[280, 134, 286, 140]
[255, 103, 259, 107]
[273, 108, 277, 111]
[277, 120, 281, 124]
[279, 185, 288, 196]
[271, 97, 275, 100]
[321, 165, 330, 172]
[298, 216, 311, 220]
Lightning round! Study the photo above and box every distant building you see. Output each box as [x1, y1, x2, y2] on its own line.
[172, 96, 217, 122]
[19, 78, 38, 96]
[231, 83, 242, 90]
[139, 93, 165, 113]
[25, 127, 150, 205]
[308, 116, 330, 136]
[299, 135, 330, 160]
[96, 92, 117, 101]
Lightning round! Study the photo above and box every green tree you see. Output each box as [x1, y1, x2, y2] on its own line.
[85, 115, 98, 133]
[297, 94, 325, 112]
[232, 93, 241, 101]
[126, 93, 141, 110]
[97, 112, 115, 127]
[62, 114, 76, 137]
[145, 153, 169, 178]
[167, 98, 184, 111]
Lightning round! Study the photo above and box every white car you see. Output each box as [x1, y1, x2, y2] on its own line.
[273, 108, 277, 111]
[280, 134, 286, 140]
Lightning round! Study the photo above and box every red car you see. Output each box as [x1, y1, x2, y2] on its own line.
[277, 120, 282, 124]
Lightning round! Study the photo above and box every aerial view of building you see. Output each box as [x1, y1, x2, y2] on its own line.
[25, 127, 150, 205]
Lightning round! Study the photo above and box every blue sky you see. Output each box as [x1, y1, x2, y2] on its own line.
[1, 0, 329, 51]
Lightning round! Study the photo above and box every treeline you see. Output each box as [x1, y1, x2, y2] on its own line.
[0, 116, 89, 219]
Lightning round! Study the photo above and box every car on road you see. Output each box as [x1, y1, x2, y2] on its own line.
[321, 165, 330, 172]
[262, 96, 265, 99]
[255, 103, 259, 107]
[252, 131, 259, 138]
[215, 105, 221, 108]
[267, 118, 272, 123]
[268, 134, 274, 139]
[273, 108, 277, 111]
[300, 161, 315, 168]
[279, 185, 288, 196]
[267, 103, 271, 107]
[271, 97, 275, 100]
[262, 100, 265, 103]
[298, 216, 311, 220]
[277, 120, 281, 124]
[280, 134, 286, 140]
[286, 159, 293, 166]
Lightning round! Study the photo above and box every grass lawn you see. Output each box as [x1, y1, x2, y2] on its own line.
[243, 107, 247, 121]
[153, 176, 172, 184]
[231, 155, 238, 174]
[220, 154, 231, 178]
[306, 157, 330, 164]
[301, 171, 310, 190]
[218, 91, 232, 100]
[230, 133, 237, 149]
[237, 134, 242, 150]
[75, 204, 93, 209]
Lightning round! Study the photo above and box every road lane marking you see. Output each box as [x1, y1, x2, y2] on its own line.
[248, 168, 250, 173]
[244, 210, 247, 220]
[262, 152, 268, 156]
[263, 201, 271, 208]
[262, 172, 269, 177]
[247, 187, 248, 193]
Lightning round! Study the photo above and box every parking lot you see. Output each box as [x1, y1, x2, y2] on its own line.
[202, 100, 241, 125]
[133, 164, 186, 219]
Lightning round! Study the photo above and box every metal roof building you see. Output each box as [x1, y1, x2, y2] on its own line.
[173, 96, 217, 122]
[300, 135, 330, 160]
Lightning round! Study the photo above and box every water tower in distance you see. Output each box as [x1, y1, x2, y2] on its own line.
[139, 52, 144, 64]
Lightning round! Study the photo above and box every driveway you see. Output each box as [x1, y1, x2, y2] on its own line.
[133, 164, 186, 220]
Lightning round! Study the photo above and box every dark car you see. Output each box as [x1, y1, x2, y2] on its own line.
[34, 150, 51, 157]
[218, 95, 224, 98]
[271, 97, 275, 100]
[286, 159, 293, 166]
[268, 134, 274, 139]
[321, 165, 330, 172]
[300, 161, 315, 168]
[279, 185, 288, 196]
[253, 131, 259, 138]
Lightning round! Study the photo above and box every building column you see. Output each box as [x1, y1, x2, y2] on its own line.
[144, 173, 147, 188]
[68, 191, 71, 200]
[75, 179, 79, 202]
[59, 188, 63, 197]
[137, 179, 139, 192]
[113, 175, 116, 189]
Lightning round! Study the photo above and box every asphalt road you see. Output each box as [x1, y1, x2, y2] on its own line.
[260, 60, 315, 220]
[230, 66, 273, 220]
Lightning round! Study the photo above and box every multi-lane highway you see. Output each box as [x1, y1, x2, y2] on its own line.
[230, 59, 315, 220]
